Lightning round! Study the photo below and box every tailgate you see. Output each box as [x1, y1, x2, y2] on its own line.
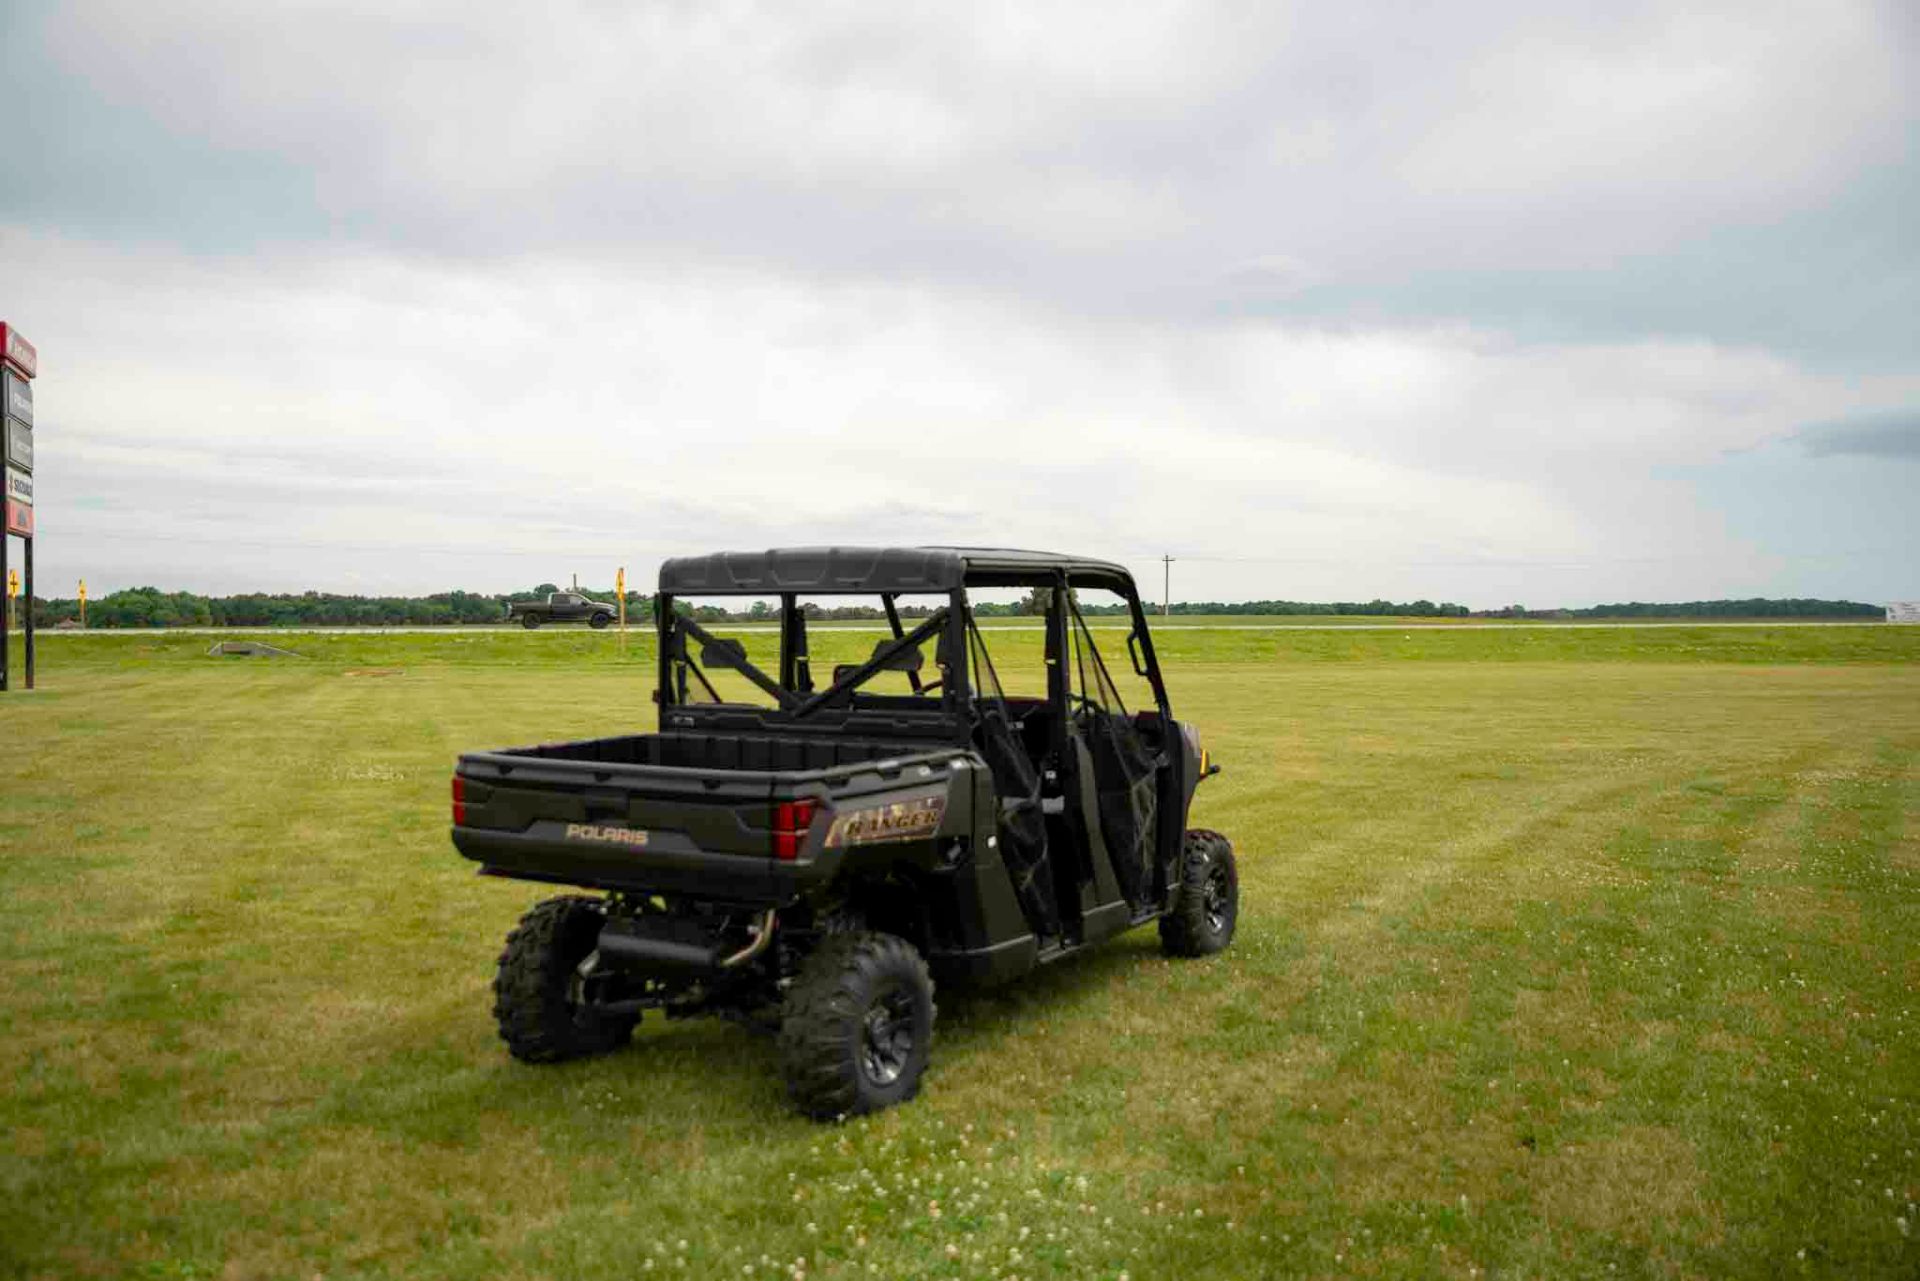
[453, 751, 784, 901]
[450, 746, 970, 902]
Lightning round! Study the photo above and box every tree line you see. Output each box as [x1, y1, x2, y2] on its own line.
[15, 585, 1886, 628]
[23, 585, 649, 629]
[1528, 598, 1884, 620]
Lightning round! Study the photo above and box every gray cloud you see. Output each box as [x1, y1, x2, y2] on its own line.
[4, 1, 1915, 367]
[1, 1, 1916, 604]
[1798, 408, 1920, 459]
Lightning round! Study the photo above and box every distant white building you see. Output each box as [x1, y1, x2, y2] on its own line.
[1888, 602, 1920, 623]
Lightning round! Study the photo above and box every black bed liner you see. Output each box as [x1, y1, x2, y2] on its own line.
[499, 730, 943, 775]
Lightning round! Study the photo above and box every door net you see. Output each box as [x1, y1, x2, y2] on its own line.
[967, 614, 1061, 938]
[1067, 596, 1159, 908]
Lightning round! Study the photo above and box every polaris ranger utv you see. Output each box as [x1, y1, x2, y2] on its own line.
[451, 547, 1234, 1118]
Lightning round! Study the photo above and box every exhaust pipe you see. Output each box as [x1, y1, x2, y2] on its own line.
[720, 909, 777, 968]
[594, 909, 776, 975]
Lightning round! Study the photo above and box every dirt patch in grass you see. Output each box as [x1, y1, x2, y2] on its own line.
[1532, 1124, 1720, 1244]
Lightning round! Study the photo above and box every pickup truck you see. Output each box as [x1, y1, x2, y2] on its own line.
[451, 546, 1234, 1118]
[506, 591, 616, 629]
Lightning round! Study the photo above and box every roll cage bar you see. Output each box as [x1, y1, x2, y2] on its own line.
[655, 558, 1172, 719]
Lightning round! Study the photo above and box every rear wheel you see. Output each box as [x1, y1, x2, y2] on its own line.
[778, 932, 934, 1120]
[520, 613, 541, 630]
[1159, 829, 1238, 957]
[493, 896, 636, 1062]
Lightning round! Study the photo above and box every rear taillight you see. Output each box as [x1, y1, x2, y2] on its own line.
[772, 798, 819, 860]
[451, 775, 467, 826]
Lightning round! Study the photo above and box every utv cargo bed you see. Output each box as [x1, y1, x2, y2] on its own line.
[453, 731, 977, 902]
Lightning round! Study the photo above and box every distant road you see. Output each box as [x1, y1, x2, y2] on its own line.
[38, 621, 1891, 637]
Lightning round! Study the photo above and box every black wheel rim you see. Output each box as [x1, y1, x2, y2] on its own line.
[859, 984, 916, 1086]
[1203, 862, 1231, 933]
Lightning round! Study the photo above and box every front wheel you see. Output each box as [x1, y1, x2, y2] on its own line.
[778, 932, 935, 1120]
[589, 612, 612, 630]
[493, 896, 637, 1062]
[1159, 829, 1238, 957]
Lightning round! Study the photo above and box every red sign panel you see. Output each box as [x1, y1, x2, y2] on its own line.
[0, 324, 35, 379]
[4, 496, 29, 536]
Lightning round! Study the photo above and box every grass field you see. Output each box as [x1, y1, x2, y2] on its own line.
[3, 626, 1917, 1279]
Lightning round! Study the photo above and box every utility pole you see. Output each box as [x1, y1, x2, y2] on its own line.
[1162, 554, 1173, 618]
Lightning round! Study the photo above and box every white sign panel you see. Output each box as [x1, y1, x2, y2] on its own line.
[3, 467, 27, 506]
[1887, 602, 1920, 624]
[4, 419, 29, 472]
[3, 368, 30, 426]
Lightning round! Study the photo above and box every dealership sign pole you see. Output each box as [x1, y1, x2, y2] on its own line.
[1, 321, 38, 691]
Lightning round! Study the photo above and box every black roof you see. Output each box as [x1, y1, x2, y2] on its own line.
[658, 546, 1138, 595]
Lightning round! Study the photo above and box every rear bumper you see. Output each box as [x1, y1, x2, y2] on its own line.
[453, 825, 797, 904]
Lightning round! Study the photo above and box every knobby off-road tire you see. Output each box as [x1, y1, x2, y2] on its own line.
[1159, 829, 1238, 957]
[520, 613, 542, 630]
[778, 932, 935, 1120]
[493, 896, 637, 1063]
[589, 612, 612, 630]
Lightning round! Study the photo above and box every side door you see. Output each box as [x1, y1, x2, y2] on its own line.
[1062, 590, 1165, 912]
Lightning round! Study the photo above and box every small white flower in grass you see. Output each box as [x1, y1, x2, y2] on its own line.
[946, 1244, 959, 1258]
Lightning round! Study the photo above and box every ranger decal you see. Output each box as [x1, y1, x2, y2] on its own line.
[824, 795, 946, 848]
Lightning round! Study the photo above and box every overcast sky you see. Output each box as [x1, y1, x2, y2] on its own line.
[2, 1, 1915, 607]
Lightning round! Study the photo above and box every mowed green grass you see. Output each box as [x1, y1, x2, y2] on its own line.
[2, 627, 1917, 1280]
